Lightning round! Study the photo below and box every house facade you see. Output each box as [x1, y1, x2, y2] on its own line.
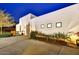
[30, 4, 79, 35]
[16, 13, 36, 35]
[3, 26, 16, 35]
[16, 4, 79, 36]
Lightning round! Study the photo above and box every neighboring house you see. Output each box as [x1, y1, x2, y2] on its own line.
[16, 13, 37, 35]
[16, 4, 79, 36]
[3, 25, 16, 35]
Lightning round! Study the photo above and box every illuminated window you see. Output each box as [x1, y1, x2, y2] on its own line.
[41, 24, 45, 28]
[47, 23, 52, 28]
[56, 22, 62, 28]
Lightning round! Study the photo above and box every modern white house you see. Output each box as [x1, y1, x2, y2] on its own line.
[16, 4, 79, 36]
[30, 4, 79, 35]
[16, 13, 37, 35]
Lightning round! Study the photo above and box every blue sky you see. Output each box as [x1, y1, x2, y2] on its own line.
[0, 3, 75, 22]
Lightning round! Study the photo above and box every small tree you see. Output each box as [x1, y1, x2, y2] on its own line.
[0, 10, 15, 35]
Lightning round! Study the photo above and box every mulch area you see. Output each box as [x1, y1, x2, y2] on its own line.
[36, 37, 66, 46]
[35, 36, 78, 48]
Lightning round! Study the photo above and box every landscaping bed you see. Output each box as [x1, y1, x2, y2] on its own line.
[35, 35, 67, 46]
[30, 31, 79, 48]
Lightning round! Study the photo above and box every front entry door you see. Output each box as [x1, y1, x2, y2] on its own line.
[26, 23, 30, 38]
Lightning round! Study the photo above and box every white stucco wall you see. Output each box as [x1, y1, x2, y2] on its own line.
[31, 4, 79, 34]
[16, 24, 20, 32]
[17, 13, 37, 35]
[16, 23, 22, 34]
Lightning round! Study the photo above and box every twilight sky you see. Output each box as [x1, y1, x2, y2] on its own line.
[0, 3, 75, 22]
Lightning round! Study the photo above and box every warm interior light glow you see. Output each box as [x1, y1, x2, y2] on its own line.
[41, 24, 44, 28]
[56, 22, 62, 28]
[47, 23, 52, 28]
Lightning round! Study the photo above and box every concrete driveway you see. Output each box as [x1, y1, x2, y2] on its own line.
[0, 36, 26, 48]
[0, 36, 79, 55]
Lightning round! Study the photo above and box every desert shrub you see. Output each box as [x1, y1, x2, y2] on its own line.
[30, 31, 70, 43]
[51, 32, 68, 40]
[30, 31, 38, 39]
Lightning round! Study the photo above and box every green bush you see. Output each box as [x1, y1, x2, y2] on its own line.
[30, 31, 38, 39]
[0, 32, 12, 38]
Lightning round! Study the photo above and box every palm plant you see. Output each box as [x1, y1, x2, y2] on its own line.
[0, 10, 15, 35]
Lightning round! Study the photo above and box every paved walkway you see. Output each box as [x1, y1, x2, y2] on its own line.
[0, 36, 79, 55]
